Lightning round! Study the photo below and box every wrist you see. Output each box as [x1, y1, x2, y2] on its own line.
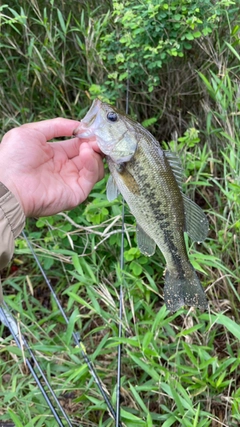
[0, 175, 26, 215]
[0, 181, 26, 238]
[0, 143, 27, 215]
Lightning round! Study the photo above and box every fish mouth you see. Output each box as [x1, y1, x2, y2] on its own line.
[73, 98, 123, 151]
[73, 99, 137, 163]
[73, 99, 101, 138]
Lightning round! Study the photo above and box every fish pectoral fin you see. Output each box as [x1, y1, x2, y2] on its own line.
[106, 175, 120, 201]
[164, 150, 183, 188]
[136, 224, 156, 256]
[183, 194, 209, 242]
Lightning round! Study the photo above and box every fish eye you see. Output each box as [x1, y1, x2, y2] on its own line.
[107, 111, 118, 122]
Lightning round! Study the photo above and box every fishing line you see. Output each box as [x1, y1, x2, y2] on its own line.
[22, 231, 121, 425]
[115, 78, 130, 427]
[0, 302, 73, 427]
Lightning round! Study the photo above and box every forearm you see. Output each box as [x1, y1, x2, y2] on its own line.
[0, 182, 25, 271]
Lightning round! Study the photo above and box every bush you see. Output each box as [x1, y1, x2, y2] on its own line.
[98, 0, 238, 95]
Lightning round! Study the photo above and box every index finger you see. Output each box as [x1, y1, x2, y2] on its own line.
[21, 117, 81, 140]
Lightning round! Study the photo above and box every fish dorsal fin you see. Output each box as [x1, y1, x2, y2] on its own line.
[164, 150, 183, 188]
[106, 175, 119, 201]
[164, 150, 208, 242]
[136, 223, 156, 256]
[182, 194, 209, 242]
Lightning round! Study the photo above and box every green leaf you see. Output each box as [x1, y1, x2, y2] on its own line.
[66, 292, 95, 312]
[8, 409, 24, 427]
[142, 117, 157, 127]
[129, 352, 160, 381]
[120, 408, 146, 425]
[162, 416, 177, 427]
[57, 9, 67, 34]
[129, 383, 149, 414]
[65, 308, 80, 346]
[225, 41, 240, 61]
[130, 260, 143, 275]
[215, 314, 240, 340]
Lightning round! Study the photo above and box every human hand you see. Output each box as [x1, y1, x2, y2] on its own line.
[0, 118, 104, 217]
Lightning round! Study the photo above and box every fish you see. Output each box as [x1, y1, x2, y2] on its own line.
[73, 99, 209, 312]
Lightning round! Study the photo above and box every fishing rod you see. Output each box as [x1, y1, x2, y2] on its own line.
[115, 79, 130, 427]
[0, 302, 73, 427]
[22, 231, 122, 426]
[115, 203, 125, 427]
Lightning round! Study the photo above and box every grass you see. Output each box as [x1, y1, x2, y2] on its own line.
[0, 1, 240, 426]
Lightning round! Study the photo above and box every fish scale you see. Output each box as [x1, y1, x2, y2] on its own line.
[74, 99, 209, 312]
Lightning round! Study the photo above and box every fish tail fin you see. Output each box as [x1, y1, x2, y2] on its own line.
[163, 266, 208, 312]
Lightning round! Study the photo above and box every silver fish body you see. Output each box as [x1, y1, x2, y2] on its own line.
[74, 99, 209, 312]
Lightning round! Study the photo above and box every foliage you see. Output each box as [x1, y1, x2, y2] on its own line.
[0, 0, 240, 426]
[99, 0, 232, 95]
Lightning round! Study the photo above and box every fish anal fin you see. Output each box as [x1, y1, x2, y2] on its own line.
[136, 224, 156, 256]
[183, 194, 209, 242]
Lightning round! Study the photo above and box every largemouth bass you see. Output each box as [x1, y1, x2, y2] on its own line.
[74, 99, 209, 312]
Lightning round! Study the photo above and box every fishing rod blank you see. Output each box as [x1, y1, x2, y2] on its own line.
[116, 203, 125, 427]
[116, 80, 130, 427]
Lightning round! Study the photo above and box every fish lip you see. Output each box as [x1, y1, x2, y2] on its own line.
[73, 99, 101, 138]
[73, 122, 95, 138]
